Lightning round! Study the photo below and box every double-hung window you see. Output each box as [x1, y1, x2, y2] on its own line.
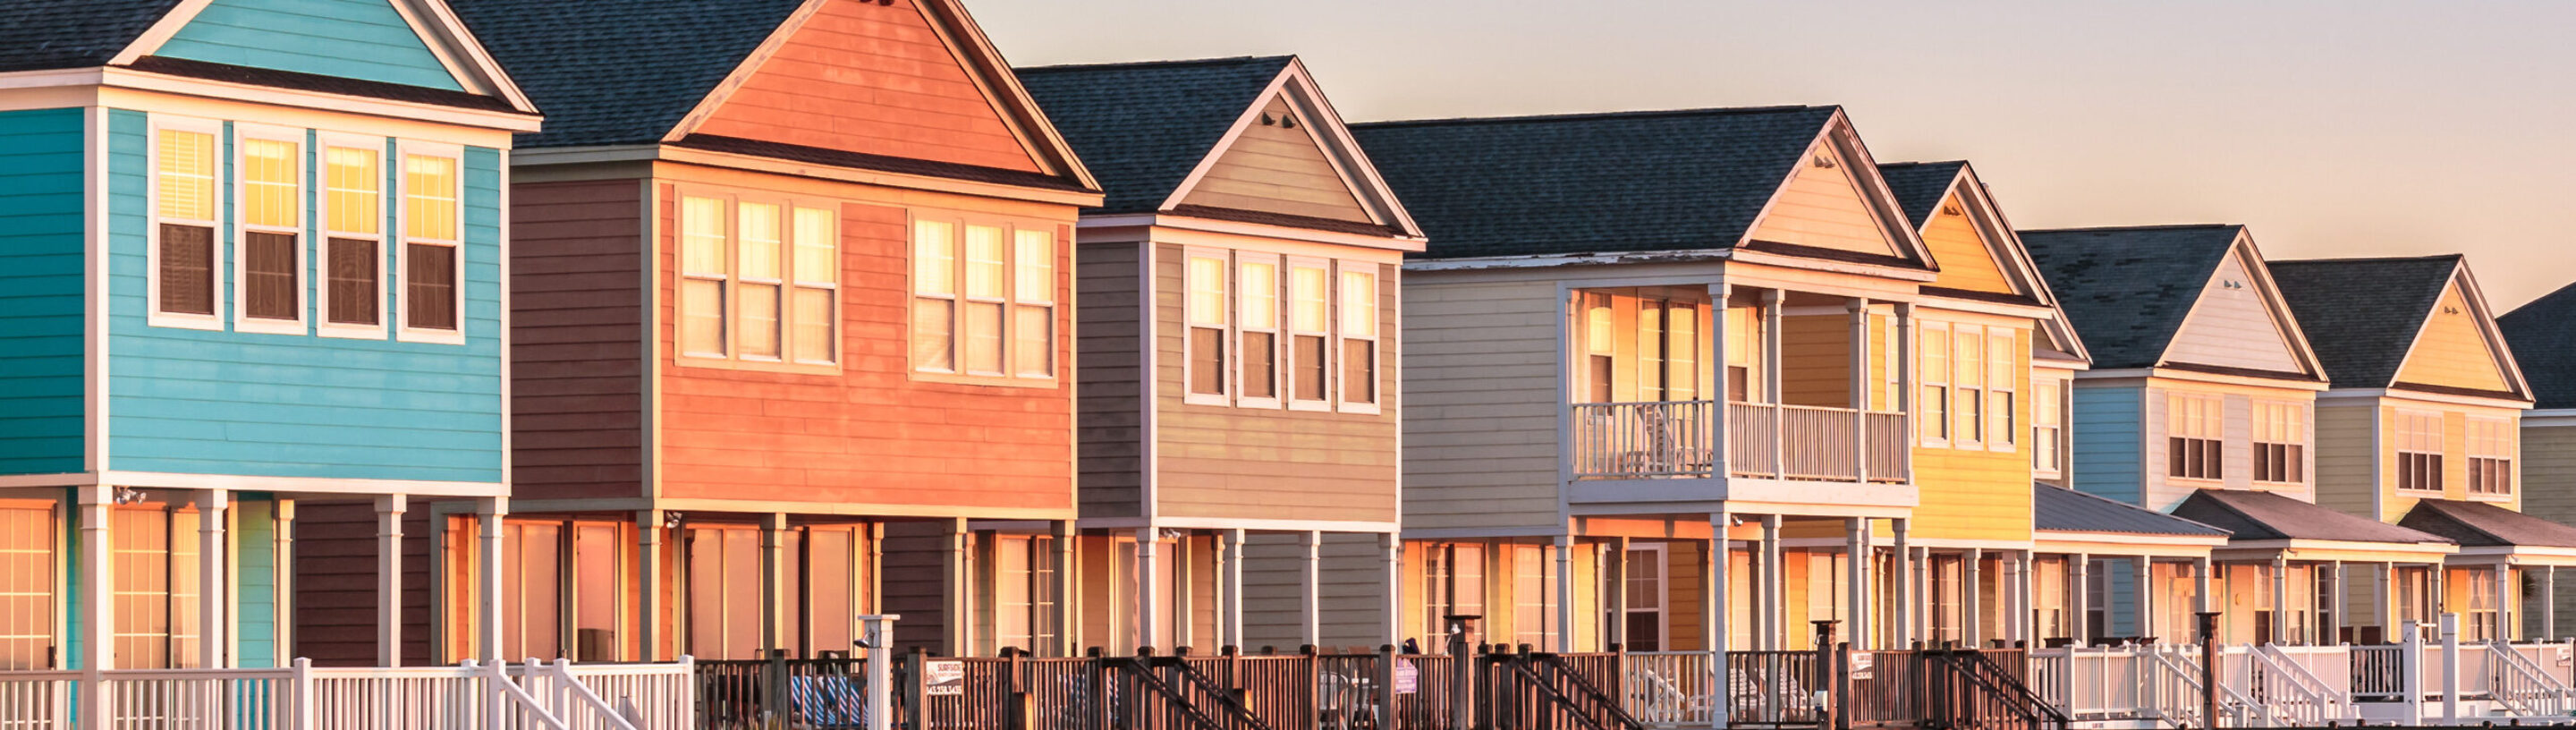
[1288, 259, 1332, 410]
[1422, 544, 1486, 643]
[910, 217, 1053, 381]
[2033, 380, 2063, 477]
[1340, 267, 1380, 411]
[399, 147, 463, 341]
[2468, 417, 2512, 497]
[2252, 401, 2306, 485]
[236, 125, 304, 333]
[1919, 326, 1951, 444]
[1987, 329, 2015, 449]
[2168, 393, 2224, 480]
[151, 119, 223, 327]
[1186, 252, 1230, 399]
[319, 136, 385, 336]
[2397, 411, 2445, 493]
[1954, 330, 1985, 447]
[1239, 256, 1283, 406]
[681, 192, 842, 369]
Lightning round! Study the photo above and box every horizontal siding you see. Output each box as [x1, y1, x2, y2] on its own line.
[2313, 402, 2377, 518]
[291, 504, 432, 666]
[511, 180, 645, 501]
[2394, 281, 2512, 393]
[1401, 276, 1564, 531]
[157, 0, 462, 91]
[2069, 384, 2143, 506]
[0, 108, 87, 475]
[2165, 252, 2303, 374]
[1177, 96, 1372, 224]
[1241, 531, 1387, 650]
[106, 111, 504, 483]
[694, 0, 1038, 173]
[1076, 242, 1144, 519]
[1745, 146, 1898, 257]
[1922, 204, 2015, 294]
[2525, 425, 2576, 637]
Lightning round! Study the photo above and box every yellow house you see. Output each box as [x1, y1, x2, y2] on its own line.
[2024, 225, 2457, 645]
[2272, 256, 2555, 641]
[2502, 283, 2576, 638]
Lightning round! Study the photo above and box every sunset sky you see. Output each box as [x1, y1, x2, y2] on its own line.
[975, 0, 2576, 309]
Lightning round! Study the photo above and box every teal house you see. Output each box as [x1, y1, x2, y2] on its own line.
[0, 0, 538, 703]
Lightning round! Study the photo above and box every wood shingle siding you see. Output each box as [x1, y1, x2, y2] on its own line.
[510, 180, 647, 500]
[1400, 276, 1565, 531]
[695, 0, 1041, 174]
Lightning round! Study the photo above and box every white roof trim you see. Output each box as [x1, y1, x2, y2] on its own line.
[1921, 163, 2095, 367]
[110, 0, 536, 115]
[1733, 111, 1936, 268]
[2383, 259, 2534, 400]
[2152, 231, 2330, 380]
[1151, 58, 1423, 239]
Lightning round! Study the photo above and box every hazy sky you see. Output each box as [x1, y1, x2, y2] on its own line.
[971, 0, 2575, 310]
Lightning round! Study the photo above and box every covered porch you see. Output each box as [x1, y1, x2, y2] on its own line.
[2027, 484, 2232, 647]
[2172, 488, 2460, 645]
[2396, 497, 2576, 641]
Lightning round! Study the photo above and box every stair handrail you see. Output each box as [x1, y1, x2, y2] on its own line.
[1133, 655, 1273, 730]
[2486, 641, 2572, 717]
[2240, 645, 2334, 726]
[2253, 644, 2353, 720]
[1944, 649, 2071, 730]
[1531, 654, 1648, 730]
[1489, 654, 1614, 730]
[528, 658, 645, 730]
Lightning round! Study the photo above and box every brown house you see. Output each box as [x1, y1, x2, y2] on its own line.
[297, 0, 1103, 663]
[1015, 56, 1425, 653]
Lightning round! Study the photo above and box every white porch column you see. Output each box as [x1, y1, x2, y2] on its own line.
[1849, 299, 1870, 482]
[2546, 566, 2559, 641]
[1553, 535, 1575, 652]
[1707, 514, 1730, 653]
[2271, 556, 2290, 644]
[274, 499, 295, 663]
[940, 519, 968, 653]
[762, 514, 789, 654]
[1052, 521, 1076, 658]
[1224, 529, 1247, 649]
[1707, 283, 1733, 477]
[1381, 534, 1402, 647]
[1608, 537, 1630, 649]
[2195, 557, 2215, 615]
[1761, 290, 1786, 480]
[1963, 548, 1983, 647]
[1892, 519, 1911, 649]
[1301, 531, 1325, 649]
[2330, 560, 2347, 644]
[376, 494, 407, 666]
[76, 488, 114, 726]
[2384, 562, 2400, 638]
[2496, 564, 2514, 641]
[1758, 515, 1783, 649]
[1844, 519, 1868, 649]
[475, 497, 507, 663]
[2002, 551, 2024, 646]
[1135, 527, 1161, 650]
[1174, 535, 1193, 649]
[197, 490, 227, 669]
[637, 510, 663, 661]
[2070, 554, 2089, 646]
[2136, 557, 2156, 640]
[1913, 547, 1930, 645]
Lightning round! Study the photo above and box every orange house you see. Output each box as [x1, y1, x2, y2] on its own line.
[299, 0, 1102, 662]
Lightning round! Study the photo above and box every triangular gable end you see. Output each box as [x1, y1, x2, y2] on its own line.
[2394, 272, 2521, 395]
[151, 0, 462, 90]
[2162, 243, 2312, 377]
[1744, 120, 1919, 263]
[1919, 188, 2021, 295]
[1163, 60, 1420, 239]
[1925, 164, 2095, 366]
[678, 0, 1089, 182]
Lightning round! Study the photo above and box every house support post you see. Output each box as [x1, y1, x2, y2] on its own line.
[2271, 556, 2290, 644]
[1891, 519, 1911, 649]
[1302, 531, 1324, 649]
[1762, 289, 1785, 480]
[1224, 529, 1247, 649]
[199, 489, 227, 669]
[2070, 554, 2089, 646]
[1135, 527, 1161, 650]
[2136, 557, 2155, 639]
[1849, 298, 1869, 482]
[1963, 548, 1983, 647]
[377, 494, 407, 666]
[1054, 521, 1077, 658]
[1553, 534, 1574, 652]
[1759, 515, 1783, 650]
[1607, 537, 1629, 649]
[940, 519, 967, 653]
[2545, 566, 2558, 641]
[76, 487, 114, 729]
[1844, 519, 1868, 649]
[1707, 513, 1731, 729]
[475, 497, 507, 663]
[2329, 560, 2346, 644]
[1707, 283, 1732, 477]
[1382, 533, 1402, 647]
[638, 509, 663, 661]
[762, 514, 788, 655]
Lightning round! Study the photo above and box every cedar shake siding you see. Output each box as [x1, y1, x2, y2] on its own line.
[512, 180, 648, 500]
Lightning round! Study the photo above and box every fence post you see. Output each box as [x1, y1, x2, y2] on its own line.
[2196, 611, 2219, 730]
[1377, 645, 1399, 730]
[1303, 644, 1322, 730]
[902, 647, 927, 730]
[1446, 622, 1477, 730]
[290, 657, 317, 730]
[1809, 621, 1837, 730]
[2441, 613, 2462, 722]
[858, 615, 900, 730]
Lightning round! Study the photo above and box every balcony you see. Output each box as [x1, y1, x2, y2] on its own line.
[1572, 400, 1911, 482]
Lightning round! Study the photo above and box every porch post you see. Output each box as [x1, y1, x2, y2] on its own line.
[1708, 283, 1733, 478]
[475, 497, 507, 663]
[1174, 534, 1193, 649]
[1053, 521, 1076, 658]
[2271, 556, 2290, 644]
[1608, 537, 1630, 649]
[1762, 288, 1785, 480]
[1964, 548, 1983, 647]
[2070, 554, 2089, 646]
[2546, 566, 2559, 641]
[1224, 529, 1247, 649]
[940, 518, 968, 654]
[1382, 533, 1402, 647]
[377, 494, 407, 666]
[1302, 531, 1325, 649]
[1849, 298, 1870, 483]
[76, 487, 113, 726]
[275, 499, 295, 663]
[638, 509, 662, 661]
[1707, 514, 1729, 653]
[2329, 560, 2347, 644]
[1892, 519, 1911, 649]
[2002, 550, 2023, 646]
[1135, 527, 1161, 650]
[1553, 535, 1575, 652]
[2496, 563, 2513, 641]
[762, 514, 788, 655]
[1844, 518, 1868, 649]
[1759, 515, 1783, 649]
[2383, 562, 2400, 639]
[2195, 557, 2214, 615]
[198, 489, 227, 668]
[2136, 557, 2156, 640]
[1914, 547, 1930, 644]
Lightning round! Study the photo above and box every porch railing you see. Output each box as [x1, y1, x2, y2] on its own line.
[5, 658, 693, 729]
[1570, 401, 1909, 482]
[0, 671, 73, 730]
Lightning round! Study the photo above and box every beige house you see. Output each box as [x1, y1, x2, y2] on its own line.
[1019, 56, 1425, 653]
[2501, 282, 2576, 639]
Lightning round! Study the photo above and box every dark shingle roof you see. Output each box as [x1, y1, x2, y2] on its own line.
[2267, 257, 2461, 390]
[0, 0, 184, 73]
[1015, 57, 1292, 215]
[447, 0, 809, 148]
[1350, 106, 1840, 259]
[2503, 283, 2576, 410]
[2399, 499, 2576, 548]
[1877, 161, 1964, 229]
[2020, 225, 2243, 369]
[2170, 489, 2451, 545]
[2033, 484, 2228, 537]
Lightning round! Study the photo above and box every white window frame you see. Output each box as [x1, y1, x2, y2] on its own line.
[1235, 252, 1284, 410]
[1336, 263, 1382, 415]
[394, 140, 467, 345]
[232, 123, 307, 336]
[1182, 248, 1233, 406]
[1918, 322, 1951, 447]
[1954, 327, 1985, 449]
[2032, 379, 2064, 479]
[315, 132, 387, 340]
[2168, 392, 2225, 483]
[733, 199, 786, 362]
[959, 224, 1009, 378]
[1986, 327, 2016, 453]
[905, 213, 1056, 386]
[1285, 256, 1334, 412]
[791, 205, 842, 368]
[2396, 410, 2445, 494]
[2251, 400, 2307, 486]
[1010, 228, 1055, 379]
[679, 194, 732, 360]
[2468, 416, 2513, 498]
[147, 115, 227, 331]
[676, 191, 843, 371]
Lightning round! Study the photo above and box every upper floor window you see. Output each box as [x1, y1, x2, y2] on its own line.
[2168, 393, 2224, 481]
[680, 192, 841, 369]
[1919, 327, 1952, 444]
[1341, 268, 1380, 408]
[319, 138, 384, 336]
[1290, 260, 1332, 408]
[152, 122, 222, 325]
[399, 148, 464, 342]
[1986, 329, 2016, 450]
[236, 128, 304, 333]
[911, 217, 1050, 381]
[2032, 380, 2063, 476]
[2252, 401, 2306, 485]
[2468, 417, 2513, 497]
[1186, 253, 1229, 399]
[1241, 257, 1282, 406]
[1182, 248, 1379, 411]
[2396, 411, 2444, 493]
[1955, 330, 1986, 447]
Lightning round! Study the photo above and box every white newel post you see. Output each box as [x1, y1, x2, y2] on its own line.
[2401, 620, 2426, 722]
[377, 494, 407, 666]
[1849, 298, 1870, 483]
[477, 497, 507, 663]
[1302, 531, 1325, 649]
[198, 489, 227, 669]
[2439, 613, 2461, 720]
[1382, 533, 1402, 648]
[1135, 528, 1161, 650]
[858, 615, 900, 730]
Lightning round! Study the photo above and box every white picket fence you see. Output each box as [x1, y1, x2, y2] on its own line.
[2027, 633, 2576, 727]
[0, 658, 693, 729]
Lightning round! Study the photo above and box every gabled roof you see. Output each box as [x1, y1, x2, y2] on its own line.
[2503, 283, 2576, 410]
[2170, 489, 2450, 545]
[448, 0, 807, 148]
[2399, 499, 2576, 549]
[0, 0, 184, 73]
[2020, 225, 2248, 370]
[1353, 106, 1924, 263]
[2034, 484, 2228, 537]
[1877, 161, 1963, 230]
[1879, 160, 2091, 365]
[2267, 256, 2462, 389]
[1015, 56, 1294, 215]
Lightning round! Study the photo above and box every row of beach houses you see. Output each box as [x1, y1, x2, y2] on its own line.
[8, 0, 2576, 726]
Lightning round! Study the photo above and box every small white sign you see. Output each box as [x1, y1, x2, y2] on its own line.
[1849, 651, 1873, 680]
[924, 659, 964, 696]
[1393, 660, 1419, 695]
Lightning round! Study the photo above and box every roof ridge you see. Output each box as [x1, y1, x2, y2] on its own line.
[2039, 483, 2233, 534]
[1352, 104, 1835, 130]
[1014, 55, 1292, 74]
[2021, 224, 2241, 234]
[1877, 159, 1969, 169]
[2269, 253, 2462, 267]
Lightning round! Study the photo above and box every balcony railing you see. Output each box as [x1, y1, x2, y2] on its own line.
[1572, 401, 1910, 482]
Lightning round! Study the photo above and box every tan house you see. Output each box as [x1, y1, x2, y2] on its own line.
[2494, 282, 2576, 638]
[2271, 256, 2555, 641]
[1017, 56, 1425, 652]
[1355, 106, 1942, 652]
[2023, 225, 2456, 645]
